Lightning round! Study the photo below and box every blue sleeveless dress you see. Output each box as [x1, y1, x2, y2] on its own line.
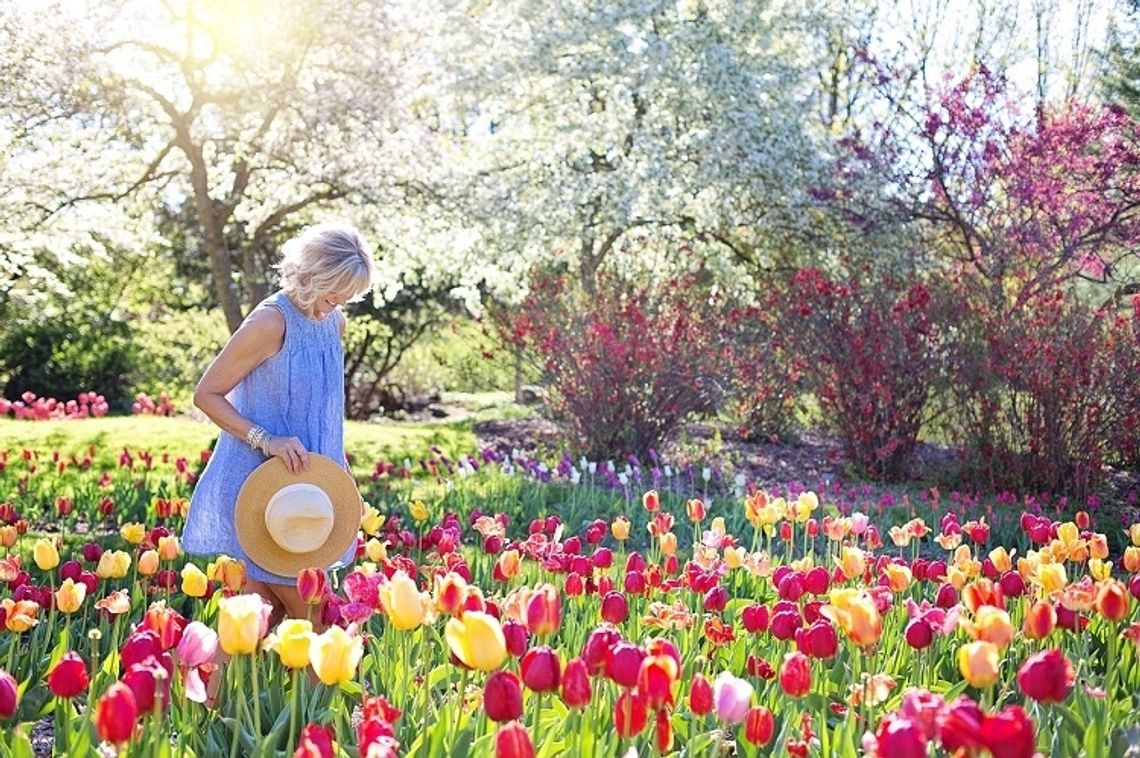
[183, 290, 355, 585]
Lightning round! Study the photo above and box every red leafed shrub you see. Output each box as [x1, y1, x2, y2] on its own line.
[503, 273, 735, 459]
[729, 305, 806, 443]
[779, 268, 950, 481]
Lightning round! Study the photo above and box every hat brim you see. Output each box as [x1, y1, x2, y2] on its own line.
[235, 453, 360, 578]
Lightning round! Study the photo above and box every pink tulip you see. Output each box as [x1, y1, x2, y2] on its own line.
[712, 671, 753, 725]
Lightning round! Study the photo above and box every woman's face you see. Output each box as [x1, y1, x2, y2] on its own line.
[311, 285, 355, 320]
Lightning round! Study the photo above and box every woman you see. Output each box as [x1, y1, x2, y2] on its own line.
[182, 221, 375, 625]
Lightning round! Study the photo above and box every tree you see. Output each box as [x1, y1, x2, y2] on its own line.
[1, 0, 411, 332]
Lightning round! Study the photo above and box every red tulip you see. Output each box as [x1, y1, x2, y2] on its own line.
[746, 655, 776, 680]
[600, 592, 628, 624]
[46, 652, 88, 699]
[875, 714, 928, 758]
[123, 657, 171, 714]
[794, 621, 838, 659]
[525, 585, 561, 636]
[613, 689, 650, 738]
[1022, 601, 1056, 640]
[777, 573, 805, 602]
[803, 567, 830, 595]
[1095, 580, 1130, 622]
[95, 681, 138, 744]
[623, 571, 646, 595]
[703, 585, 728, 612]
[0, 669, 18, 719]
[743, 706, 775, 746]
[591, 547, 613, 568]
[484, 671, 524, 722]
[778, 652, 811, 698]
[605, 642, 646, 688]
[564, 572, 585, 597]
[979, 705, 1036, 758]
[581, 626, 621, 675]
[294, 723, 335, 758]
[520, 647, 561, 693]
[904, 618, 933, 650]
[689, 673, 713, 716]
[141, 604, 187, 651]
[769, 609, 802, 641]
[935, 583, 958, 608]
[637, 655, 678, 710]
[120, 630, 162, 670]
[1017, 649, 1074, 704]
[560, 658, 592, 709]
[501, 619, 529, 658]
[741, 604, 770, 633]
[938, 696, 985, 754]
[495, 721, 535, 758]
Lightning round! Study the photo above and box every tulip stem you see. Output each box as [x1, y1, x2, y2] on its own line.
[54, 697, 69, 756]
[251, 650, 262, 737]
[287, 667, 299, 755]
[228, 656, 242, 758]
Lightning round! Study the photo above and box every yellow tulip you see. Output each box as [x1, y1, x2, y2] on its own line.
[611, 517, 631, 541]
[883, 564, 912, 593]
[988, 547, 1013, 574]
[365, 538, 387, 562]
[310, 625, 364, 685]
[1, 598, 40, 633]
[33, 538, 59, 571]
[361, 505, 384, 536]
[181, 564, 208, 598]
[659, 532, 678, 556]
[119, 522, 146, 545]
[957, 641, 1000, 688]
[821, 588, 882, 647]
[1124, 547, 1140, 574]
[966, 607, 1014, 650]
[445, 611, 508, 671]
[836, 546, 866, 580]
[1089, 558, 1112, 582]
[723, 546, 746, 570]
[378, 571, 428, 630]
[1036, 562, 1068, 596]
[217, 594, 270, 656]
[409, 500, 429, 523]
[794, 491, 818, 522]
[55, 578, 87, 614]
[137, 550, 160, 577]
[1129, 523, 1140, 547]
[268, 619, 314, 669]
[96, 550, 131, 580]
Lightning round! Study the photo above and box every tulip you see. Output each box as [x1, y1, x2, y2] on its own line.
[121, 630, 162, 670]
[957, 641, 1001, 689]
[296, 724, 336, 758]
[525, 584, 561, 636]
[434, 572, 469, 616]
[686, 498, 706, 522]
[206, 555, 245, 591]
[95, 681, 138, 744]
[54, 578, 87, 614]
[272, 619, 314, 669]
[1017, 648, 1074, 703]
[502, 619, 529, 658]
[378, 571, 429, 631]
[310, 625, 364, 685]
[97, 550, 131, 580]
[176, 621, 218, 668]
[495, 721, 536, 758]
[1, 598, 39, 633]
[643, 490, 660, 513]
[637, 654, 678, 710]
[33, 538, 59, 571]
[560, 657, 592, 709]
[743, 706, 775, 747]
[600, 592, 629, 624]
[520, 646, 561, 692]
[703, 585, 729, 612]
[875, 714, 928, 758]
[120, 522, 146, 544]
[821, 588, 882, 647]
[904, 618, 933, 650]
[581, 626, 620, 675]
[484, 671, 524, 722]
[0, 669, 17, 719]
[979, 704, 1037, 758]
[968, 607, 1014, 650]
[605, 642, 646, 688]
[445, 611, 508, 671]
[217, 593, 270, 656]
[795, 620, 839, 659]
[1023, 601, 1056, 640]
[939, 695, 986, 754]
[1095, 579, 1130, 621]
[837, 546, 865, 579]
[123, 657, 171, 714]
[778, 652, 812, 698]
[741, 604, 770, 633]
[137, 550, 160, 576]
[180, 564, 208, 598]
[46, 651, 89, 698]
[613, 689, 650, 737]
[612, 517, 631, 541]
[689, 673, 713, 716]
[713, 671, 754, 724]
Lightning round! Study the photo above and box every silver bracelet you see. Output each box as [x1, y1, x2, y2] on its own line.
[246, 425, 269, 454]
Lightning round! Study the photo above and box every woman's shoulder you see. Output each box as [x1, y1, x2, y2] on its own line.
[239, 301, 287, 339]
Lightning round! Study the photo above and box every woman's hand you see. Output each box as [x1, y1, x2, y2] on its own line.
[264, 435, 310, 474]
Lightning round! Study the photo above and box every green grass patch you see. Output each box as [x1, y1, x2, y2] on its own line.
[0, 414, 480, 469]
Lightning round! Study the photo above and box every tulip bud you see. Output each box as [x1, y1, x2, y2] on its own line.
[297, 568, 329, 605]
[712, 671, 753, 724]
[741, 604, 770, 633]
[743, 706, 775, 746]
[613, 689, 650, 738]
[778, 652, 811, 698]
[1017, 649, 1074, 703]
[1022, 601, 1056, 640]
[1095, 580, 1129, 622]
[484, 671, 524, 722]
[520, 647, 561, 693]
[605, 642, 646, 689]
[47, 651, 89, 699]
[494, 720, 536, 758]
[95, 681, 138, 744]
[560, 657, 592, 709]
[904, 618, 933, 650]
[525, 584, 561, 636]
[0, 669, 18, 719]
[689, 673, 713, 716]
[600, 592, 628, 624]
[501, 619, 529, 658]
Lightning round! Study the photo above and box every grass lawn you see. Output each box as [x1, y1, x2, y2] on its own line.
[0, 414, 480, 469]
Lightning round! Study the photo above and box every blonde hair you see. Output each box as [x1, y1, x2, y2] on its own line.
[277, 222, 375, 312]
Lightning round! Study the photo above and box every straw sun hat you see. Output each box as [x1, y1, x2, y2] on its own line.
[235, 453, 361, 577]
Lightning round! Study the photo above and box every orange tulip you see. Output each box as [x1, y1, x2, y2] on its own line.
[820, 589, 882, 647]
[1095, 580, 1129, 622]
[1023, 601, 1057, 640]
